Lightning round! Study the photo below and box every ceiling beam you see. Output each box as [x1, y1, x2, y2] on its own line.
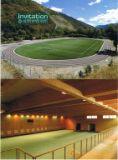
[2, 80, 118, 114]
[40, 80, 118, 113]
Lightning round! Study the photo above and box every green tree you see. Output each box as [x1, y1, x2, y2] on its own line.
[85, 65, 92, 75]
[18, 29, 26, 36]
[79, 71, 84, 78]
[106, 25, 118, 53]
[108, 59, 113, 67]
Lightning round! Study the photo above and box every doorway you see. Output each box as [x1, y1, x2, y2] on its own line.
[76, 123, 81, 131]
[88, 124, 96, 132]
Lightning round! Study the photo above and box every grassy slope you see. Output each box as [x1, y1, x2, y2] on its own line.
[86, 62, 118, 79]
[1, 130, 97, 158]
[15, 38, 103, 60]
[1, 60, 24, 79]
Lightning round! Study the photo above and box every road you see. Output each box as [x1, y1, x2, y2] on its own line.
[1, 38, 114, 67]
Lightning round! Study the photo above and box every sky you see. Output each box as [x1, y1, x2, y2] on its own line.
[33, 0, 118, 26]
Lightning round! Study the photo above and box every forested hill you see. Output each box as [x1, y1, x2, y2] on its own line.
[1, 0, 96, 42]
[96, 23, 118, 29]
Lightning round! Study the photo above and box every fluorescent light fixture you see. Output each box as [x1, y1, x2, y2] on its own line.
[110, 115, 117, 119]
[91, 115, 97, 119]
[87, 115, 97, 119]
[87, 116, 91, 119]
[103, 115, 109, 119]
[103, 115, 117, 119]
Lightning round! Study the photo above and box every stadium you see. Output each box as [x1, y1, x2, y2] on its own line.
[2, 37, 113, 67]
[1, 79, 117, 159]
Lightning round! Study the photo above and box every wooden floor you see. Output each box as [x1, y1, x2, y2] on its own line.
[80, 129, 118, 159]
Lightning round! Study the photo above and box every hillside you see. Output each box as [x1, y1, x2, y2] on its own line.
[96, 23, 118, 29]
[1, 0, 94, 42]
[96, 25, 109, 29]
[96, 23, 118, 30]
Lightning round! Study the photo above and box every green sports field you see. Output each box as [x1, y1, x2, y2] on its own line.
[1, 130, 98, 159]
[15, 38, 103, 60]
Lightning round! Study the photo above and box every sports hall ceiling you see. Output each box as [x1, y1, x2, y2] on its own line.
[1, 80, 118, 117]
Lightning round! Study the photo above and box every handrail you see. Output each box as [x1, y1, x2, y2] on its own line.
[35, 127, 115, 158]
[101, 126, 116, 133]
[1, 148, 16, 153]
[1, 147, 35, 159]
[16, 148, 35, 158]
[35, 142, 73, 158]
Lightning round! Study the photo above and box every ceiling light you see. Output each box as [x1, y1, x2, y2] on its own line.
[26, 115, 30, 118]
[89, 97, 95, 101]
[20, 115, 24, 118]
[6, 114, 12, 118]
[61, 91, 67, 95]
[104, 105, 108, 107]
[98, 102, 103, 105]
[41, 115, 44, 118]
[44, 115, 48, 119]
[14, 114, 19, 119]
[31, 115, 35, 119]
[60, 116, 64, 120]
[52, 116, 57, 119]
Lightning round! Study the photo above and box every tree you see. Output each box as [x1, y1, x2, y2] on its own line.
[85, 65, 92, 75]
[18, 29, 26, 36]
[79, 71, 84, 78]
[108, 59, 113, 67]
[106, 25, 118, 53]
[87, 28, 94, 38]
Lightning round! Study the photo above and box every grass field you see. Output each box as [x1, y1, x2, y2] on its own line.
[15, 38, 103, 60]
[1, 130, 98, 159]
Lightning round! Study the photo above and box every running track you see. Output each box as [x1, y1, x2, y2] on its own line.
[1, 38, 112, 67]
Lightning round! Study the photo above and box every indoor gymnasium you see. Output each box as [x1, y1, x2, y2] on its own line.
[1, 79, 117, 159]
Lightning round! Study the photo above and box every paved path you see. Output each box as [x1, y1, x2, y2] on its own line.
[1, 38, 113, 67]
[80, 129, 118, 159]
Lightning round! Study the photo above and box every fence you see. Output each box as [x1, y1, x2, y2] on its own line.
[1, 127, 115, 159]
[1, 52, 111, 79]
[1, 148, 35, 159]
[34, 128, 114, 159]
